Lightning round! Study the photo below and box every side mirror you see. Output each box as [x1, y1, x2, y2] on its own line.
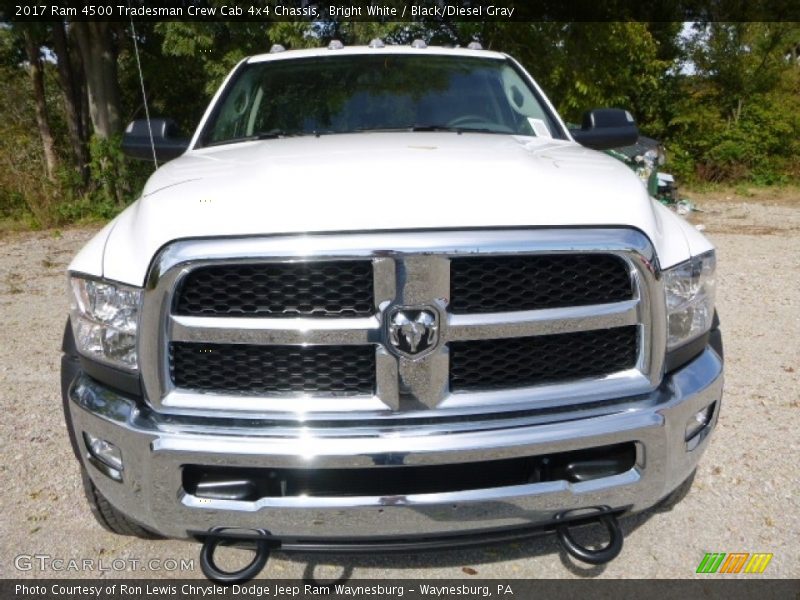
[121, 119, 189, 162]
[569, 109, 639, 151]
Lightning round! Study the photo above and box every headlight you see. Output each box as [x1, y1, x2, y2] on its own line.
[663, 250, 716, 350]
[69, 275, 142, 370]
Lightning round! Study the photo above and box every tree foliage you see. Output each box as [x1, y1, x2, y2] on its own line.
[666, 23, 800, 183]
[1, 21, 799, 228]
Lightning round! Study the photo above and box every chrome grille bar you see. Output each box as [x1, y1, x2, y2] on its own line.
[170, 315, 380, 346]
[447, 300, 640, 341]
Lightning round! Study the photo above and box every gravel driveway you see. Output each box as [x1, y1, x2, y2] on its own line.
[1, 198, 798, 580]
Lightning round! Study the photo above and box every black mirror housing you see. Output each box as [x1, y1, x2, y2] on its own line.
[569, 108, 639, 151]
[122, 119, 189, 162]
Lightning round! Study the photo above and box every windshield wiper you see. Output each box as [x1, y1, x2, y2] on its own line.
[410, 124, 463, 132]
[204, 130, 303, 147]
[352, 125, 507, 135]
[414, 124, 512, 135]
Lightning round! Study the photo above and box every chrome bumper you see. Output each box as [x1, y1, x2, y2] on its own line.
[67, 348, 722, 541]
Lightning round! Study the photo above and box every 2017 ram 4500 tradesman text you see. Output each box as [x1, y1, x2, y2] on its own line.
[61, 43, 723, 581]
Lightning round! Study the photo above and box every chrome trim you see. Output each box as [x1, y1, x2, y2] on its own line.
[140, 228, 664, 418]
[69, 348, 722, 539]
[170, 315, 380, 346]
[161, 389, 388, 413]
[145, 229, 656, 266]
[375, 347, 400, 410]
[372, 257, 396, 310]
[447, 300, 640, 341]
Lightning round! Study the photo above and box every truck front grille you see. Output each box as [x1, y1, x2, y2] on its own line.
[450, 326, 638, 392]
[170, 342, 376, 395]
[450, 254, 632, 313]
[141, 230, 662, 417]
[174, 260, 374, 318]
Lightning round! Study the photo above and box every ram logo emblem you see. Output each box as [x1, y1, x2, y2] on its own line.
[386, 308, 439, 358]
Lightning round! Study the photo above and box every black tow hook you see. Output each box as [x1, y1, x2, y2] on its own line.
[556, 513, 624, 565]
[199, 528, 275, 584]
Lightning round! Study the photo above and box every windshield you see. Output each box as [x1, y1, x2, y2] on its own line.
[198, 54, 565, 146]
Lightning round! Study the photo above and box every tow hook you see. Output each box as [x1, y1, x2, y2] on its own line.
[199, 528, 275, 584]
[556, 513, 624, 565]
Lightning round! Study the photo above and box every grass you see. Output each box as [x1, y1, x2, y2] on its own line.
[682, 183, 800, 206]
[0, 214, 105, 239]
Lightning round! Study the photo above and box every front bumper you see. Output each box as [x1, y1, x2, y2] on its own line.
[65, 347, 722, 542]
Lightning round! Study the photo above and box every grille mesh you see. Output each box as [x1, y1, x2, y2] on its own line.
[170, 343, 376, 395]
[174, 261, 374, 318]
[449, 326, 638, 391]
[449, 254, 632, 313]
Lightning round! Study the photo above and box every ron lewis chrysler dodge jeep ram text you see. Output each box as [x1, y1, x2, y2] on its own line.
[61, 42, 723, 580]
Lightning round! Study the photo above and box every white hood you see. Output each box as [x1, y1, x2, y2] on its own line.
[84, 132, 692, 284]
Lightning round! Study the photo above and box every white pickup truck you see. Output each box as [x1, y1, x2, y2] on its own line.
[61, 42, 723, 582]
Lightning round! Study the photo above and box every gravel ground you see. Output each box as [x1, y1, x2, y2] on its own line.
[0, 199, 798, 581]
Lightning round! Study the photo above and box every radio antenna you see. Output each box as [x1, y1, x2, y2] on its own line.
[129, 15, 157, 168]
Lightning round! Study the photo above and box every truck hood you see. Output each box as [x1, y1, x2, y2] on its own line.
[98, 132, 690, 284]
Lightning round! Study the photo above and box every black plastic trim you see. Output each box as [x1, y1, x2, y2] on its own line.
[665, 311, 722, 374]
[78, 356, 143, 397]
[62, 317, 77, 354]
[664, 331, 710, 374]
[60, 320, 83, 463]
[709, 327, 723, 361]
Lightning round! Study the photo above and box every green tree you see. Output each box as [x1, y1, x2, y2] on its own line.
[669, 23, 800, 182]
[478, 22, 675, 129]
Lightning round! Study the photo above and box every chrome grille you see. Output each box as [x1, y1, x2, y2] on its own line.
[141, 229, 664, 419]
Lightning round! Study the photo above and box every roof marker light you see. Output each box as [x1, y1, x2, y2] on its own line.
[467, 41, 483, 50]
[328, 40, 344, 50]
[368, 38, 385, 48]
[269, 44, 286, 53]
[411, 39, 427, 49]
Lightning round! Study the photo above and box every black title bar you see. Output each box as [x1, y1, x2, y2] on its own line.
[6, 0, 800, 22]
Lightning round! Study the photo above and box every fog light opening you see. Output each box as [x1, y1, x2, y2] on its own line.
[685, 402, 716, 443]
[83, 432, 124, 477]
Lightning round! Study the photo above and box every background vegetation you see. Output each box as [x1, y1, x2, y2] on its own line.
[2, 20, 799, 228]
